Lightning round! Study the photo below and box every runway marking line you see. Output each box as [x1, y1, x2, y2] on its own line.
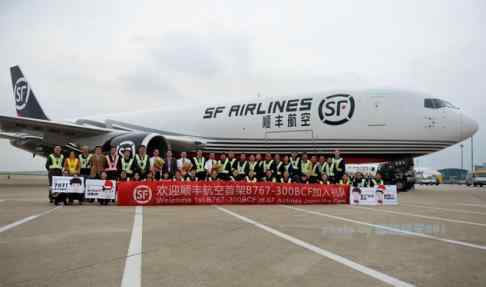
[121, 206, 143, 287]
[216, 206, 415, 287]
[399, 203, 486, 216]
[284, 206, 486, 251]
[0, 206, 62, 234]
[355, 206, 486, 227]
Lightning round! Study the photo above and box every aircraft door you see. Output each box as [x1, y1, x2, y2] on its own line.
[368, 96, 386, 126]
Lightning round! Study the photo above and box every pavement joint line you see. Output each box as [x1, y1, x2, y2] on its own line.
[354, 206, 486, 227]
[399, 203, 486, 216]
[216, 206, 415, 287]
[284, 206, 486, 251]
[0, 206, 62, 233]
[458, 203, 486, 208]
[121, 206, 143, 287]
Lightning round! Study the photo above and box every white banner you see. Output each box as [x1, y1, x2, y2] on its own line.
[350, 185, 398, 205]
[85, 179, 116, 200]
[52, 176, 85, 193]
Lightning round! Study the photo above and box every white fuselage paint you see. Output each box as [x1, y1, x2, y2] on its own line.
[84, 90, 477, 156]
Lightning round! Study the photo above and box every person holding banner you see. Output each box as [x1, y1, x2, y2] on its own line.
[118, 149, 134, 179]
[134, 145, 150, 179]
[280, 171, 292, 183]
[105, 145, 119, 180]
[89, 146, 107, 179]
[319, 174, 330, 185]
[46, 145, 64, 203]
[208, 169, 220, 181]
[79, 145, 92, 178]
[339, 174, 351, 185]
[246, 170, 258, 183]
[263, 169, 276, 182]
[119, 170, 129, 182]
[64, 151, 80, 176]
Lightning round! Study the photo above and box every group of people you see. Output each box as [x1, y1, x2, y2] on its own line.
[45, 144, 385, 202]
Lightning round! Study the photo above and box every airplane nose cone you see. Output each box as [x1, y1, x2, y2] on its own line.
[462, 115, 479, 139]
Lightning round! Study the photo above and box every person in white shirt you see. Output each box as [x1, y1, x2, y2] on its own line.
[177, 151, 192, 172]
[204, 152, 217, 175]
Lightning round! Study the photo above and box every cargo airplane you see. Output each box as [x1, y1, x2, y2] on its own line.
[0, 66, 479, 164]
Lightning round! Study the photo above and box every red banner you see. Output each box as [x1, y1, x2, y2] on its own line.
[117, 181, 349, 206]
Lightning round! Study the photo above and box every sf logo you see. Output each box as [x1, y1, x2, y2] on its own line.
[14, 77, 30, 111]
[133, 185, 152, 204]
[318, 94, 355, 125]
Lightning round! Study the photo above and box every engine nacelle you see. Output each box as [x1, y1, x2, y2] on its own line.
[103, 132, 168, 157]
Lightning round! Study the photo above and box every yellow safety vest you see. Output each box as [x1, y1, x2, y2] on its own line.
[237, 161, 248, 174]
[193, 157, 205, 172]
[248, 161, 257, 172]
[79, 154, 92, 169]
[290, 158, 300, 169]
[218, 159, 229, 173]
[321, 162, 334, 176]
[121, 158, 134, 174]
[49, 154, 64, 169]
[135, 154, 148, 170]
[275, 161, 283, 175]
[333, 158, 343, 172]
[301, 160, 312, 175]
[66, 158, 79, 174]
[263, 160, 274, 172]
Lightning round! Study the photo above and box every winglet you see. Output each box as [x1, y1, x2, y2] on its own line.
[10, 66, 49, 120]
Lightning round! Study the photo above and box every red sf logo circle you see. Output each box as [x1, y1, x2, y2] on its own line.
[133, 185, 152, 205]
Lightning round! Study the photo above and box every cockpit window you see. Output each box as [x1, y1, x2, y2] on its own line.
[424, 98, 459, 109]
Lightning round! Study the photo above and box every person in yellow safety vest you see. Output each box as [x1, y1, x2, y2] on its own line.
[236, 153, 249, 181]
[134, 145, 150, 179]
[339, 174, 352, 185]
[318, 155, 326, 173]
[192, 150, 207, 181]
[45, 145, 65, 203]
[300, 153, 312, 181]
[117, 149, 134, 178]
[247, 154, 258, 178]
[227, 151, 237, 173]
[280, 171, 292, 183]
[217, 153, 231, 181]
[332, 149, 346, 183]
[79, 145, 92, 178]
[371, 173, 385, 187]
[279, 156, 294, 180]
[290, 152, 302, 179]
[105, 145, 119, 180]
[273, 154, 283, 179]
[64, 151, 80, 176]
[319, 174, 331, 185]
[308, 155, 320, 184]
[263, 153, 275, 174]
[321, 157, 335, 183]
[246, 170, 258, 183]
[255, 153, 264, 180]
[150, 149, 164, 180]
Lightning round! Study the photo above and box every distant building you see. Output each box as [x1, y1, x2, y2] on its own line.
[438, 168, 468, 183]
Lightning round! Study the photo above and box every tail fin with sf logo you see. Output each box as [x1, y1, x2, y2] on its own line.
[10, 66, 49, 120]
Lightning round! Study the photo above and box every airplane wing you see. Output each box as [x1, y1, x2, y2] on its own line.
[0, 115, 113, 138]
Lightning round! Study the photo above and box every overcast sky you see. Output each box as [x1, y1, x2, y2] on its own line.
[0, 0, 484, 171]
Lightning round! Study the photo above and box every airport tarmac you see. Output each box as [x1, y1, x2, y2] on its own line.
[1, 183, 486, 287]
